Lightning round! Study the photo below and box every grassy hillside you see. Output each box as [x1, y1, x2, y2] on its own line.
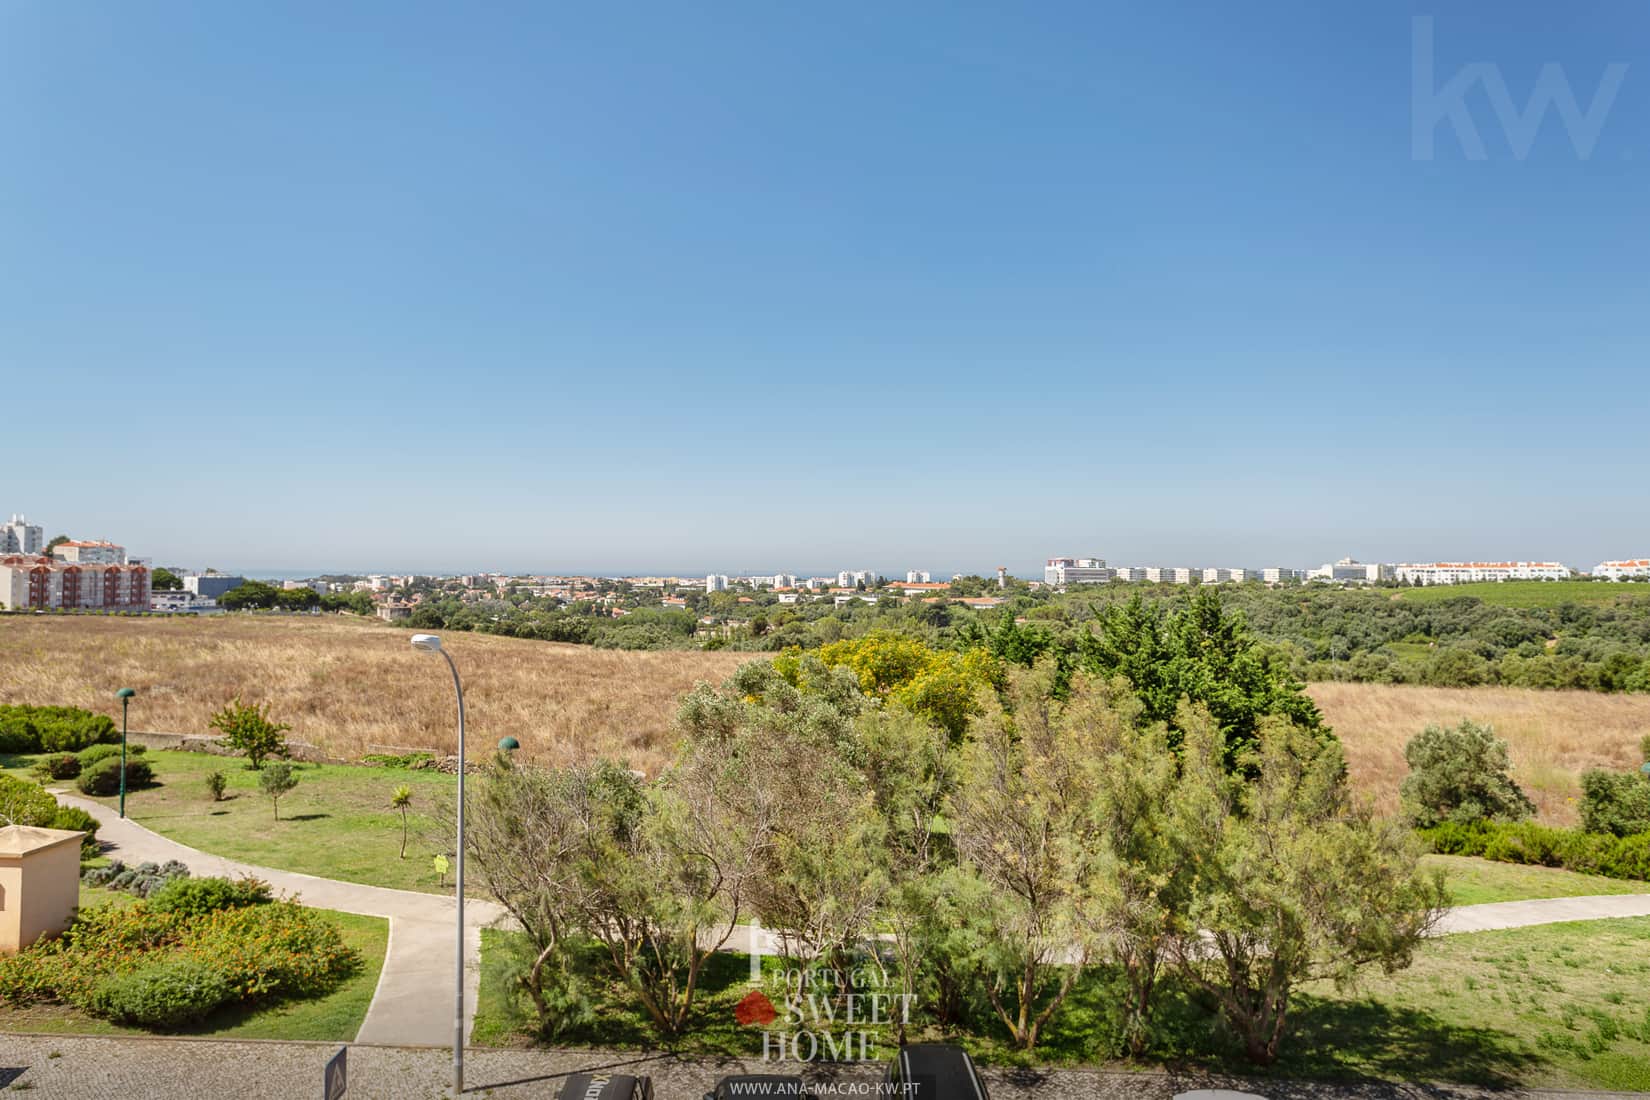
[1390, 579, 1643, 608]
[1308, 681, 1650, 826]
[5, 614, 1641, 827]
[0, 613, 747, 771]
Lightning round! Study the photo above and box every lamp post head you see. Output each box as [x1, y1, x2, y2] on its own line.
[497, 736, 520, 752]
[410, 634, 443, 653]
[115, 688, 136, 699]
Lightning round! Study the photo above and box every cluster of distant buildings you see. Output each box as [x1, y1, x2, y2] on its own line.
[0, 514, 152, 612]
[1044, 554, 1642, 588]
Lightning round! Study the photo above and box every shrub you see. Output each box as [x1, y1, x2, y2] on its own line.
[88, 859, 190, 898]
[0, 705, 119, 754]
[1400, 720, 1536, 828]
[1579, 769, 1650, 838]
[0, 774, 59, 827]
[148, 876, 272, 918]
[31, 754, 81, 781]
[361, 751, 436, 769]
[178, 901, 359, 998]
[76, 757, 154, 796]
[50, 805, 101, 858]
[1418, 819, 1650, 882]
[76, 743, 146, 768]
[205, 771, 227, 802]
[89, 957, 235, 1029]
[208, 699, 290, 769]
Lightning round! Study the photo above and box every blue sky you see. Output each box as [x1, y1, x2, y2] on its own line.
[3, 2, 1646, 576]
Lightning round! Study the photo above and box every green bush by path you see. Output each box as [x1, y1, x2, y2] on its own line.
[0, 773, 60, 826]
[1422, 820, 1650, 881]
[1580, 769, 1650, 837]
[76, 743, 146, 768]
[76, 757, 154, 796]
[31, 753, 81, 781]
[148, 876, 272, 917]
[0, 897, 360, 1032]
[50, 805, 100, 858]
[0, 705, 119, 754]
[89, 958, 236, 1028]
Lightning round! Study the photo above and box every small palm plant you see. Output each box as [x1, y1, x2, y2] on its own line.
[391, 785, 413, 858]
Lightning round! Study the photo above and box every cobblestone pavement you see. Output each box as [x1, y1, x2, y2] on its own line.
[0, 1036, 1641, 1100]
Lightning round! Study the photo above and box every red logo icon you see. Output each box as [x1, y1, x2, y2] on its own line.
[734, 989, 778, 1026]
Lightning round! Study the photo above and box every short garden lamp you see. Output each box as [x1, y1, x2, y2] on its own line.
[1641, 762, 1650, 777]
[497, 736, 520, 752]
[115, 688, 136, 819]
[410, 633, 468, 1097]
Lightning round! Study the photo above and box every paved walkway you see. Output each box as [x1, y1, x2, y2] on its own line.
[53, 791, 506, 1047]
[1434, 892, 1650, 934]
[6, 1034, 1638, 1100]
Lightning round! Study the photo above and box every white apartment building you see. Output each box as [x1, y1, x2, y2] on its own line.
[1308, 558, 1393, 584]
[1394, 561, 1571, 585]
[705, 574, 729, 593]
[1594, 559, 1650, 581]
[1111, 567, 1148, 582]
[837, 570, 875, 588]
[1141, 567, 1173, 583]
[1, 515, 44, 555]
[1170, 568, 1196, 584]
[1260, 567, 1304, 584]
[151, 590, 221, 615]
[1200, 567, 1252, 584]
[905, 571, 931, 584]
[1043, 557, 1113, 585]
[52, 540, 127, 565]
[0, 555, 151, 611]
[772, 573, 797, 589]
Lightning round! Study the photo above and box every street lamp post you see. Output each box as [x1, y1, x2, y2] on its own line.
[115, 688, 136, 818]
[411, 634, 466, 1097]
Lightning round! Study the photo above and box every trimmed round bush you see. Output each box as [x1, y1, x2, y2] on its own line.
[77, 757, 154, 796]
[148, 876, 272, 918]
[90, 957, 236, 1028]
[32, 754, 82, 781]
[77, 743, 146, 768]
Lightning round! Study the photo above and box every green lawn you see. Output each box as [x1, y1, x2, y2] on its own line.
[11, 748, 454, 893]
[0, 883, 388, 1042]
[1392, 580, 1649, 609]
[1426, 854, 1650, 906]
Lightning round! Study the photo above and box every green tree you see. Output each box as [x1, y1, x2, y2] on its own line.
[391, 785, 413, 857]
[948, 664, 1096, 1051]
[151, 567, 184, 592]
[208, 699, 291, 769]
[1399, 720, 1536, 828]
[1171, 709, 1446, 1065]
[259, 762, 298, 821]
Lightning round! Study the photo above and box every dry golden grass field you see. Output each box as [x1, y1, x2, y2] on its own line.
[1308, 681, 1650, 826]
[0, 614, 747, 772]
[3, 615, 1645, 823]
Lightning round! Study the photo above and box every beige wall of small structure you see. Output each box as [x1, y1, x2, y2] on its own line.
[0, 826, 83, 953]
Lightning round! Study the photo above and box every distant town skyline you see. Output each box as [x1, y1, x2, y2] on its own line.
[7, 4, 1648, 573]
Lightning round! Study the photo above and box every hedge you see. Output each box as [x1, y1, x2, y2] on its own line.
[1420, 819, 1650, 881]
[77, 757, 154, 796]
[0, 705, 119, 754]
[0, 774, 60, 828]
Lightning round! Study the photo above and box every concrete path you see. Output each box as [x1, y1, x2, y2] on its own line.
[52, 790, 506, 1048]
[1434, 892, 1650, 934]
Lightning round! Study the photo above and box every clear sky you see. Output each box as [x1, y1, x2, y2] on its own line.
[3, 2, 1646, 576]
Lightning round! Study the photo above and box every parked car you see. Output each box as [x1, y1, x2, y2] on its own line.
[884, 1044, 989, 1099]
[702, 1074, 807, 1099]
[554, 1073, 655, 1100]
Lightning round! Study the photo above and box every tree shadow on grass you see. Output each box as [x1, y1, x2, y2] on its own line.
[283, 812, 331, 822]
[1256, 993, 1546, 1089]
